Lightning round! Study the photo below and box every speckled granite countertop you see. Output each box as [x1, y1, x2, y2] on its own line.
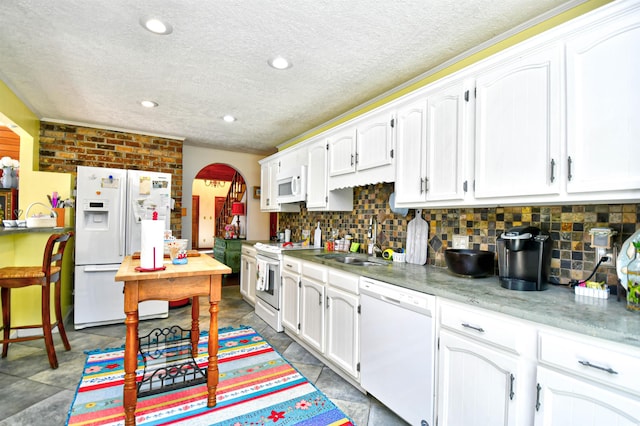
[282, 249, 640, 349]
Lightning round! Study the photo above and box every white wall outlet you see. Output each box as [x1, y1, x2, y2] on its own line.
[597, 246, 617, 267]
[452, 235, 469, 249]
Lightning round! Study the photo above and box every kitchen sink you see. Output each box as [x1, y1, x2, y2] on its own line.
[316, 253, 387, 266]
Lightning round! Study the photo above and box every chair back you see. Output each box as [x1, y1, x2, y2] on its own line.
[42, 231, 74, 283]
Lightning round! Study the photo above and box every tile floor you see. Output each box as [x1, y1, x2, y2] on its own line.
[0, 279, 408, 425]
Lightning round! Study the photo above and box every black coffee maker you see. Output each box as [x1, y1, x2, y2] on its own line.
[497, 226, 552, 291]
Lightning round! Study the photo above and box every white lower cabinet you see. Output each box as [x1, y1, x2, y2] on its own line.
[436, 300, 537, 426]
[438, 330, 523, 426]
[325, 270, 360, 379]
[534, 329, 640, 426]
[282, 261, 361, 383]
[534, 366, 640, 426]
[299, 263, 327, 354]
[281, 256, 301, 334]
[239, 245, 257, 305]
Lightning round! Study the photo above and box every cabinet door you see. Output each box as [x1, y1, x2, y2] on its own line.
[438, 330, 520, 426]
[395, 96, 427, 204]
[325, 287, 359, 379]
[425, 80, 469, 202]
[260, 161, 279, 210]
[281, 269, 300, 334]
[534, 366, 640, 426]
[356, 109, 395, 172]
[306, 140, 328, 209]
[474, 45, 562, 199]
[240, 254, 256, 304]
[327, 127, 356, 177]
[300, 277, 325, 353]
[565, 7, 640, 194]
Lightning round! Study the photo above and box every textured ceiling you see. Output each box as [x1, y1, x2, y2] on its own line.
[1, 0, 579, 155]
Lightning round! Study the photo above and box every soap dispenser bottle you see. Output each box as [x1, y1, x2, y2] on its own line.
[314, 222, 322, 248]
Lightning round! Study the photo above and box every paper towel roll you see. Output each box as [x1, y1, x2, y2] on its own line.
[141, 220, 165, 270]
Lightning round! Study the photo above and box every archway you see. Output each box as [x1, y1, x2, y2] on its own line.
[192, 163, 246, 249]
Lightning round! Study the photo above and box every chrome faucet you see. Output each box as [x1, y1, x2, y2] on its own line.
[369, 217, 383, 257]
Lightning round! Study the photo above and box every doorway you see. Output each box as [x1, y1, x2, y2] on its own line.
[192, 163, 246, 250]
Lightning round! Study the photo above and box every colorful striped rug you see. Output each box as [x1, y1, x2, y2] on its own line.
[66, 326, 353, 425]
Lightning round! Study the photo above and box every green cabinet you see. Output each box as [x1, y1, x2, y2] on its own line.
[213, 237, 244, 273]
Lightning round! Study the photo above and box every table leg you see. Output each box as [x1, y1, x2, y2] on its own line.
[207, 299, 219, 408]
[190, 296, 199, 358]
[123, 309, 139, 426]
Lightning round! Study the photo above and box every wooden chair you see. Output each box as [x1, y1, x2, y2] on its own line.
[0, 231, 74, 369]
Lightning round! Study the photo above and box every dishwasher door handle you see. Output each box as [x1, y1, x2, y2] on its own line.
[381, 295, 402, 305]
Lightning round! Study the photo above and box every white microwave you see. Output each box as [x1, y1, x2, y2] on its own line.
[276, 165, 307, 204]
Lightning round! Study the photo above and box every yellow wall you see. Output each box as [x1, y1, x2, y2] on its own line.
[1, 81, 75, 327]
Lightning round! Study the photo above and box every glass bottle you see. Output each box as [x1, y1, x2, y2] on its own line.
[626, 242, 640, 312]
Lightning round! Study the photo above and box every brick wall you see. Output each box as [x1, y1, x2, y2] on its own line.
[39, 122, 183, 236]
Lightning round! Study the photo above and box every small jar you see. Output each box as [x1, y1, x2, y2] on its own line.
[626, 243, 640, 312]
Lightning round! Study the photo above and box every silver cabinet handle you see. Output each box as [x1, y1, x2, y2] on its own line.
[567, 156, 573, 181]
[578, 360, 618, 375]
[550, 158, 556, 183]
[461, 323, 485, 333]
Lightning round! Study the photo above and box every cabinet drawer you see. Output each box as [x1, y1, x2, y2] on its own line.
[302, 262, 328, 282]
[282, 256, 302, 273]
[241, 245, 256, 257]
[439, 300, 534, 355]
[538, 330, 640, 395]
[328, 269, 359, 294]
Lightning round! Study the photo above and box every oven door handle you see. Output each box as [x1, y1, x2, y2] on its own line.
[256, 255, 280, 267]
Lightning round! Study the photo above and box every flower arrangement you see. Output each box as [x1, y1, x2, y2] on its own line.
[225, 224, 237, 239]
[1, 156, 19, 169]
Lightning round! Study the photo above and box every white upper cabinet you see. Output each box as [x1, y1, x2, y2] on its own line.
[259, 159, 279, 211]
[259, 155, 300, 212]
[425, 79, 472, 203]
[328, 106, 396, 190]
[327, 127, 356, 178]
[395, 77, 471, 206]
[307, 137, 353, 211]
[395, 95, 427, 204]
[473, 42, 563, 200]
[564, 2, 640, 198]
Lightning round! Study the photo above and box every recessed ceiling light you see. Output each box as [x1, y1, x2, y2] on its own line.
[140, 100, 158, 108]
[140, 17, 173, 35]
[268, 56, 292, 70]
[223, 115, 236, 123]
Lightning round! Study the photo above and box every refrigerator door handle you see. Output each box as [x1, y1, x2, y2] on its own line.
[82, 265, 121, 272]
[119, 178, 127, 256]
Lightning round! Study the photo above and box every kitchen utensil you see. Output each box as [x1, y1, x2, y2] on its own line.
[405, 209, 428, 265]
[389, 192, 408, 217]
[445, 249, 495, 277]
[617, 229, 640, 290]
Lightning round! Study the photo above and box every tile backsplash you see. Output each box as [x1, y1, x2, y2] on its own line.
[279, 183, 640, 290]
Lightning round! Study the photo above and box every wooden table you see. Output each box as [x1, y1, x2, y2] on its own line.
[115, 254, 231, 426]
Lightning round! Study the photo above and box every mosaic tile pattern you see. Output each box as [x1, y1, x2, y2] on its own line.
[280, 183, 640, 289]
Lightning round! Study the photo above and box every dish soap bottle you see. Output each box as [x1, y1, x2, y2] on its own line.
[626, 241, 640, 312]
[314, 222, 322, 248]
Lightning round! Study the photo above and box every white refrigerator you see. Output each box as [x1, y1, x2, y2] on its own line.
[74, 166, 172, 329]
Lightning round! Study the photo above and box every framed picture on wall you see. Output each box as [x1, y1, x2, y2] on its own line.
[0, 188, 17, 221]
[253, 186, 261, 199]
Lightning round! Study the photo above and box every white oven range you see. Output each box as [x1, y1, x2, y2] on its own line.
[254, 242, 314, 332]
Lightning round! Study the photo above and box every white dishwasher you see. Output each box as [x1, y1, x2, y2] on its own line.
[360, 277, 435, 426]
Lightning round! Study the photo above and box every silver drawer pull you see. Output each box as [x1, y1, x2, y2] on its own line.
[578, 360, 618, 375]
[461, 323, 485, 333]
